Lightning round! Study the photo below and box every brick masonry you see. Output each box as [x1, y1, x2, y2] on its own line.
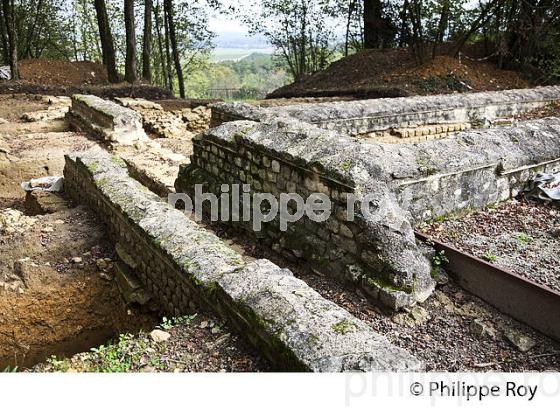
[64, 149, 424, 372]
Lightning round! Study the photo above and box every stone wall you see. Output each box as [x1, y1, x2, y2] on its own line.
[177, 115, 560, 310]
[176, 120, 436, 310]
[67, 94, 148, 145]
[116, 97, 211, 138]
[211, 86, 560, 139]
[64, 149, 423, 372]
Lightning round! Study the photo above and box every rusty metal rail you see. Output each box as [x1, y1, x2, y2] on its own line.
[416, 232, 560, 343]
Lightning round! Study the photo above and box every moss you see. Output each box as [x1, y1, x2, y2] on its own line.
[111, 155, 126, 167]
[96, 177, 108, 187]
[86, 162, 98, 173]
[340, 160, 352, 172]
[307, 334, 320, 345]
[365, 277, 403, 293]
[331, 319, 356, 335]
[416, 156, 439, 176]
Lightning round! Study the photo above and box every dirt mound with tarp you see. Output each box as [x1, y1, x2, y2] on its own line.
[268, 48, 532, 99]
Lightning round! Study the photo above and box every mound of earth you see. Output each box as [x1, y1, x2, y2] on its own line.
[0, 59, 175, 100]
[0, 81, 175, 100]
[268, 48, 531, 99]
[19, 59, 109, 86]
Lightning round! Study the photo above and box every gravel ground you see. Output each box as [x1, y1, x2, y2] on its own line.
[209, 221, 560, 372]
[420, 199, 560, 292]
[34, 314, 269, 372]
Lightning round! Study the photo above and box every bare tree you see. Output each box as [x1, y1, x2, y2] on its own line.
[1, 0, 18, 79]
[164, 0, 185, 97]
[124, 0, 137, 82]
[94, 0, 119, 82]
[0, 3, 9, 64]
[142, 0, 153, 82]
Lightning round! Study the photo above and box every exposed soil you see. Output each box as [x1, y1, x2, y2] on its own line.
[0, 94, 268, 372]
[268, 48, 531, 99]
[0, 204, 159, 369]
[0, 81, 175, 100]
[420, 199, 560, 293]
[19, 59, 109, 87]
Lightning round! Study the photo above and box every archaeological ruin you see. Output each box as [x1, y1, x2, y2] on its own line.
[3, 85, 560, 372]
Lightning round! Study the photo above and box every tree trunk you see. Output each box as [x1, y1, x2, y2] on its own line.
[451, 0, 504, 57]
[163, 1, 173, 92]
[0, 3, 9, 65]
[94, 0, 119, 83]
[398, 0, 409, 47]
[142, 0, 152, 82]
[1, 0, 18, 79]
[124, 0, 137, 83]
[432, 0, 450, 58]
[164, 0, 184, 97]
[363, 0, 383, 48]
[154, 0, 168, 88]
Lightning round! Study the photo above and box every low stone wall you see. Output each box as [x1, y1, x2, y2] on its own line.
[211, 86, 560, 138]
[64, 149, 423, 372]
[116, 97, 211, 138]
[390, 119, 560, 222]
[67, 94, 148, 145]
[176, 120, 436, 310]
[177, 116, 560, 310]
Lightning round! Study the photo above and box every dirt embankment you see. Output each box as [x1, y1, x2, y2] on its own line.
[0, 59, 174, 100]
[268, 48, 532, 99]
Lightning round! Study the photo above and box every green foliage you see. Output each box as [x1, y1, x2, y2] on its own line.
[515, 232, 533, 246]
[159, 314, 197, 330]
[185, 53, 289, 99]
[482, 250, 497, 263]
[432, 250, 449, 267]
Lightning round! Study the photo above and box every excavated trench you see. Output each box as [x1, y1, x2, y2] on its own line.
[0, 97, 159, 369]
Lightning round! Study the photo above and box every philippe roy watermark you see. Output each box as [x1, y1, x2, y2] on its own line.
[169, 183, 379, 230]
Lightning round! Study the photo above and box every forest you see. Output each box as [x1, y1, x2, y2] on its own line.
[1, 0, 560, 98]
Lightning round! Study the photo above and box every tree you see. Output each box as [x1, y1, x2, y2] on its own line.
[124, 0, 137, 82]
[1, 0, 18, 79]
[0, 3, 9, 64]
[94, 0, 119, 83]
[142, 0, 153, 82]
[164, 0, 185, 97]
[241, 0, 336, 81]
[362, 0, 397, 48]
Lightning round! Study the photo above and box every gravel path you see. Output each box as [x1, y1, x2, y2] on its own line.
[420, 199, 560, 292]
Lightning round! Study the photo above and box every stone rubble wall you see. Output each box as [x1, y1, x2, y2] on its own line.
[67, 94, 148, 145]
[176, 120, 436, 310]
[211, 86, 560, 138]
[177, 115, 560, 309]
[63, 149, 423, 372]
[116, 97, 211, 139]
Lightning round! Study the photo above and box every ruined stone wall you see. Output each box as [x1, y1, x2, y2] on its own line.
[64, 149, 423, 372]
[177, 115, 560, 310]
[176, 121, 436, 310]
[211, 86, 560, 139]
[389, 119, 560, 222]
[67, 95, 148, 145]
